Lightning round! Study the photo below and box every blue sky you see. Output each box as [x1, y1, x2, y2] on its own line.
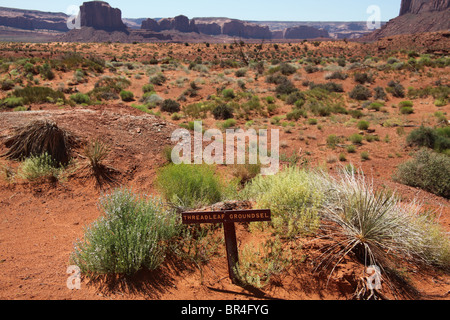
[0, 0, 402, 21]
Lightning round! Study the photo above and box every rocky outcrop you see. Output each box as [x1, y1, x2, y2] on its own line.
[79, 1, 127, 31]
[284, 26, 330, 39]
[141, 18, 160, 32]
[194, 21, 222, 35]
[399, 0, 450, 15]
[0, 7, 69, 31]
[222, 20, 272, 39]
[141, 15, 198, 33]
[361, 0, 450, 41]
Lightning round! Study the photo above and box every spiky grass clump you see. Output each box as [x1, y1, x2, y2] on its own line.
[315, 170, 450, 276]
[82, 139, 116, 186]
[4, 120, 74, 166]
[70, 188, 179, 276]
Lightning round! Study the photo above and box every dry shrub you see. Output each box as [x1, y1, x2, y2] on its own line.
[4, 120, 75, 166]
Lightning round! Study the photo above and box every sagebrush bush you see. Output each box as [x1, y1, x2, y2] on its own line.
[406, 126, 450, 153]
[70, 93, 91, 104]
[212, 104, 234, 120]
[349, 84, 372, 101]
[120, 90, 134, 102]
[13, 86, 65, 104]
[393, 148, 450, 198]
[161, 99, 181, 113]
[71, 188, 178, 275]
[156, 164, 223, 209]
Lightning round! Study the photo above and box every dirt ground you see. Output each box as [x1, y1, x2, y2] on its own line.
[0, 38, 449, 300]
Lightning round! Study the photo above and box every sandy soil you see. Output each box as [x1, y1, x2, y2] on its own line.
[0, 38, 449, 300]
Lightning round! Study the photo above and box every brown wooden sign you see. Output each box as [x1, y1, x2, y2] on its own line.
[181, 209, 271, 285]
[182, 209, 271, 225]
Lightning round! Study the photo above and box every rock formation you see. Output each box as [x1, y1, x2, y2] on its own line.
[0, 7, 69, 31]
[361, 0, 450, 41]
[222, 20, 272, 39]
[194, 21, 222, 35]
[399, 0, 450, 15]
[284, 26, 330, 39]
[141, 18, 160, 32]
[141, 15, 198, 33]
[79, 1, 127, 31]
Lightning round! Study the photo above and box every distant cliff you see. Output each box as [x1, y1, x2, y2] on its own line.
[0, 7, 68, 31]
[399, 0, 450, 15]
[361, 0, 450, 41]
[141, 15, 198, 33]
[79, 1, 127, 31]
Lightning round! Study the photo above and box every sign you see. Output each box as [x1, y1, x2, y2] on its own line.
[182, 209, 271, 225]
[181, 209, 272, 284]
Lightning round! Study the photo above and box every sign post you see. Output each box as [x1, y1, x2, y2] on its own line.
[181, 209, 272, 285]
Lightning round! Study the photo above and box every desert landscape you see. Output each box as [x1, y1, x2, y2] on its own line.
[0, 0, 449, 304]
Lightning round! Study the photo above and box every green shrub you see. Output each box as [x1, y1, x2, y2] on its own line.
[361, 151, 370, 160]
[354, 72, 373, 84]
[349, 133, 363, 144]
[212, 104, 234, 120]
[120, 90, 134, 102]
[387, 80, 405, 98]
[235, 68, 247, 77]
[325, 71, 347, 80]
[374, 86, 387, 101]
[222, 88, 236, 99]
[142, 83, 155, 93]
[156, 164, 223, 209]
[347, 145, 356, 153]
[0, 97, 24, 109]
[70, 188, 178, 275]
[286, 108, 306, 121]
[161, 99, 181, 113]
[399, 100, 413, 108]
[18, 152, 63, 181]
[39, 63, 55, 80]
[406, 126, 450, 153]
[1, 79, 15, 91]
[279, 62, 297, 75]
[308, 118, 318, 125]
[241, 167, 323, 238]
[12, 86, 65, 104]
[326, 134, 341, 149]
[70, 93, 91, 104]
[275, 78, 297, 95]
[349, 84, 372, 101]
[149, 73, 167, 86]
[221, 118, 237, 129]
[393, 149, 450, 198]
[400, 106, 414, 114]
[357, 120, 370, 130]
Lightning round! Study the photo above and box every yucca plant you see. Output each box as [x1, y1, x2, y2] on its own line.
[82, 139, 116, 186]
[4, 120, 74, 166]
[315, 169, 450, 282]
